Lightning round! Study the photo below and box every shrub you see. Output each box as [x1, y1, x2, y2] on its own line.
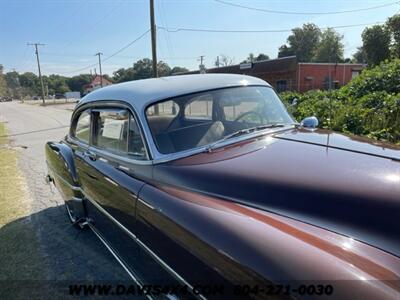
[279, 59, 400, 144]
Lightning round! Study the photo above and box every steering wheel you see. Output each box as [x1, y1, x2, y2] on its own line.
[234, 111, 264, 123]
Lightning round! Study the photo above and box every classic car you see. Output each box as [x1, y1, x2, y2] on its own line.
[45, 74, 400, 299]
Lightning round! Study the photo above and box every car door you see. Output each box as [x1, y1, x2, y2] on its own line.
[73, 105, 150, 236]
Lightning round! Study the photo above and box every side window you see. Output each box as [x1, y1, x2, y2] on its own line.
[93, 108, 148, 160]
[128, 114, 147, 160]
[184, 94, 213, 120]
[75, 110, 91, 143]
[95, 109, 129, 153]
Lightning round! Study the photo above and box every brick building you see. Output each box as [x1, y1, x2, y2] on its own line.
[83, 75, 113, 94]
[182, 56, 365, 93]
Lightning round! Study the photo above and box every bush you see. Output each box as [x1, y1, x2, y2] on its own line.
[280, 59, 400, 144]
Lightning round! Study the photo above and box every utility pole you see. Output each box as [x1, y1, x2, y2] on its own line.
[28, 42, 46, 105]
[150, 0, 158, 78]
[198, 55, 206, 74]
[95, 52, 103, 87]
[216, 56, 220, 68]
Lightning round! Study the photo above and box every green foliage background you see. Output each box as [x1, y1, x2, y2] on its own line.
[280, 59, 400, 144]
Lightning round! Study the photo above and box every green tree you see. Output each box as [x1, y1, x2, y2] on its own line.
[66, 74, 92, 94]
[278, 23, 321, 62]
[4, 71, 21, 98]
[0, 65, 8, 97]
[18, 72, 39, 96]
[242, 53, 255, 63]
[215, 54, 235, 66]
[157, 61, 171, 77]
[113, 58, 177, 82]
[255, 53, 269, 61]
[44, 74, 70, 95]
[241, 53, 269, 63]
[362, 25, 391, 66]
[277, 45, 295, 58]
[387, 14, 400, 58]
[132, 58, 154, 80]
[352, 47, 367, 63]
[313, 28, 344, 63]
[113, 67, 135, 83]
[170, 66, 189, 74]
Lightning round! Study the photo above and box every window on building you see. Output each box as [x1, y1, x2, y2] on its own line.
[351, 70, 360, 79]
[276, 80, 287, 92]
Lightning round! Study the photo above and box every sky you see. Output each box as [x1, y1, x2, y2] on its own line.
[0, 0, 399, 76]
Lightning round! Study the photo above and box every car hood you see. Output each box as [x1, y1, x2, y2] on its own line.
[154, 128, 400, 257]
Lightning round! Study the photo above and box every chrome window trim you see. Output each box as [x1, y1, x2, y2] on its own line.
[70, 108, 92, 146]
[89, 144, 153, 166]
[69, 101, 152, 164]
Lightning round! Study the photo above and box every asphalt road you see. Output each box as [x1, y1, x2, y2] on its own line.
[0, 102, 131, 298]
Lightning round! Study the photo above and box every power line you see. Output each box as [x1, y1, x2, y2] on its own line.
[103, 29, 150, 62]
[158, 0, 175, 66]
[56, 0, 126, 53]
[158, 22, 384, 33]
[59, 29, 150, 74]
[214, 0, 400, 15]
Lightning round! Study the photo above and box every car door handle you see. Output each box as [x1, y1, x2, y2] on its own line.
[85, 150, 97, 161]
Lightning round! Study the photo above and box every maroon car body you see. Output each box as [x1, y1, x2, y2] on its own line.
[45, 74, 400, 300]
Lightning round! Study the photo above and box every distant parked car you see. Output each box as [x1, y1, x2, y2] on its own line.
[55, 93, 66, 99]
[0, 96, 12, 102]
[32, 96, 40, 100]
[45, 74, 400, 300]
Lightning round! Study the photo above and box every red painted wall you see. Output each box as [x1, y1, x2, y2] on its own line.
[296, 63, 365, 93]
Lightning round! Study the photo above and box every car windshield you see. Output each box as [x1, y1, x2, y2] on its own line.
[146, 86, 295, 154]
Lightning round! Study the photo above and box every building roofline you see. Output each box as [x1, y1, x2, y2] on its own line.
[298, 62, 367, 66]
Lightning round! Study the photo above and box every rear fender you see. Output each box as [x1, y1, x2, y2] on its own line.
[45, 141, 86, 219]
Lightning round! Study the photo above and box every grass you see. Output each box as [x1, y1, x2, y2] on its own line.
[0, 122, 30, 227]
[0, 122, 46, 281]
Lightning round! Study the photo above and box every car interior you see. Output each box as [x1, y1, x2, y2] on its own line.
[147, 97, 264, 154]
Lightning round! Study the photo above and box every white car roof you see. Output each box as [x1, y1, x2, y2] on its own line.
[78, 73, 270, 112]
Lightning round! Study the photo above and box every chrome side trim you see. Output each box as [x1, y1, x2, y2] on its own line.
[46, 162, 81, 191]
[84, 194, 206, 300]
[137, 197, 155, 210]
[88, 223, 154, 300]
[89, 145, 153, 166]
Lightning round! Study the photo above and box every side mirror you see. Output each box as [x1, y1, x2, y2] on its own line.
[301, 116, 319, 129]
